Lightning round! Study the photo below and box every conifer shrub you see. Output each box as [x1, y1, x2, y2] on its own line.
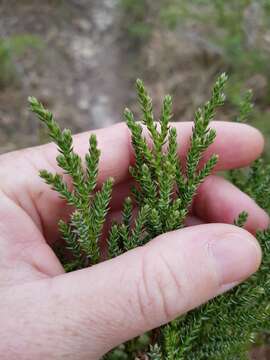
[29, 74, 270, 359]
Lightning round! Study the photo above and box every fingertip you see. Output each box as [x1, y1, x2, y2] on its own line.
[238, 123, 265, 161]
[194, 175, 269, 234]
[174, 121, 265, 171]
[245, 203, 270, 233]
[210, 122, 265, 169]
[230, 225, 262, 271]
[183, 223, 262, 283]
[150, 223, 262, 308]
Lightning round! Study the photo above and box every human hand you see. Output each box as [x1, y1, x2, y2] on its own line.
[0, 121, 268, 359]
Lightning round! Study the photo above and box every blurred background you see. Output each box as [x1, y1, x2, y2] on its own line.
[0, 0, 270, 157]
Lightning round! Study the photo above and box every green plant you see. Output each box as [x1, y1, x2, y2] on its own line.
[30, 74, 270, 359]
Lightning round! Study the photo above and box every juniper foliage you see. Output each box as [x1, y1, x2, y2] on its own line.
[29, 96, 113, 269]
[30, 74, 270, 359]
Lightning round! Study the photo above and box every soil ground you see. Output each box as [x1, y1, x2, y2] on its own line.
[0, 0, 132, 153]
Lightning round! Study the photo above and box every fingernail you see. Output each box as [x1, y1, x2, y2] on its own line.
[212, 232, 261, 286]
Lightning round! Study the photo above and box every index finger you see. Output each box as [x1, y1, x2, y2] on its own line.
[61, 121, 265, 184]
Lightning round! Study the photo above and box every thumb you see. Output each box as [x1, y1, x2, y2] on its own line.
[1, 224, 261, 359]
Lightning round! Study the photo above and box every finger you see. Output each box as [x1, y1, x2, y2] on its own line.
[39, 121, 265, 183]
[0, 121, 264, 243]
[1, 224, 261, 359]
[194, 176, 269, 233]
[69, 121, 264, 179]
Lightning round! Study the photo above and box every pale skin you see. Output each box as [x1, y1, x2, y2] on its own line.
[0, 121, 269, 359]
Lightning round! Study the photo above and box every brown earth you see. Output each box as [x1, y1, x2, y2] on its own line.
[0, 0, 132, 153]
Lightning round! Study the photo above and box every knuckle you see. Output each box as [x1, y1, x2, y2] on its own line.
[156, 251, 186, 321]
[136, 247, 186, 326]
